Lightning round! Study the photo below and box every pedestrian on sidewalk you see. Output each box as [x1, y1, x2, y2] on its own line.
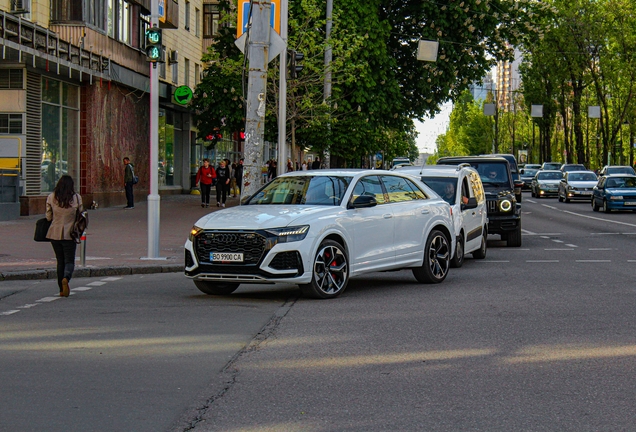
[123, 157, 135, 209]
[312, 157, 321, 170]
[46, 175, 83, 297]
[268, 159, 277, 181]
[286, 158, 293, 172]
[235, 158, 244, 196]
[215, 160, 231, 207]
[195, 158, 216, 207]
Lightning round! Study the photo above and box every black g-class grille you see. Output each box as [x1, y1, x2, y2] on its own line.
[195, 232, 266, 264]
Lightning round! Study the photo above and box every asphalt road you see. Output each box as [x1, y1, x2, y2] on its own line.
[2, 193, 636, 431]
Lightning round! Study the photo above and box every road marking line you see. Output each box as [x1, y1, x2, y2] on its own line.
[86, 281, 106, 286]
[622, 233, 636, 235]
[526, 199, 537, 203]
[101, 277, 122, 281]
[591, 233, 620, 235]
[522, 229, 536, 235]
[17, 304, 40, 309]
[565, 244, 578, 248]
[589, 248, 612, 251]
[502, 248, 530, 251]
[1, 310, 20, 316]
[542, 204, 558, 210]
[71, 287, 92, 292]
[544, 248, 573, 251]
[562, 210, 636, 228]
[628, 260, 636, 262]
[526, 260, 559, 263]
[482, 260, 510, 263]
[36, 297, 60, 302]
[552, 239, 564, 243]
[576, 260, 611, 263]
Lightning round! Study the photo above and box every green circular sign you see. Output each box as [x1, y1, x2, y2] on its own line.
[174, 85, 193, 105]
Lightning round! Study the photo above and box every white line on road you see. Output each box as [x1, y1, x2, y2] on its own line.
[36, 296, 61, 303]
[542, 204, 558, 210]
[526, 260, 559, 263]
[552, 239, 564, 243]
[17, 304, 40, 309]
[522, 229, 536, 235]
[71, 287, 92, 292]
[576, 260, 611, 263]
[482, 261, 510, 263]
[526, 199, 537, 203]
[565, 244, 578, 248]
[101, 277, 122, 281]
[1, 310, 20, 316]
[86, 281, 107, 286]
[628, 260, 636, 262]
[544, 248, 574, 251]
[562, 210, 636, 228]
[589, 248, 613, 251]
[591, 233, 621, 235]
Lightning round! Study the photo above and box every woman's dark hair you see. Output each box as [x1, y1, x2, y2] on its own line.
[53, 175, 76, 208]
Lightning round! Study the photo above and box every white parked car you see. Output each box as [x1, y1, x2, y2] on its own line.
[185, 170, 456, 299]
[399, 165, 488, 267]
[558, 170, 598, 202]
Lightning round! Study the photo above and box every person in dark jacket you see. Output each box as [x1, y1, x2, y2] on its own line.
[312, 157, 321, 170]
[46, 175, 83, 297]
[234, 158, 244, 196]
[123, 157, 135, 209]
[195, 158, 217, 208]
[215, 160, 231, 207]
[268, 160, 277, 181]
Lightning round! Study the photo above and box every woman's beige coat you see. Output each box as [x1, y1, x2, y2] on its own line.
[45, 193, 83, 241]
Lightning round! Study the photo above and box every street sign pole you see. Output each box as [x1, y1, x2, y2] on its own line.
[277, 0, 288, 177]
[146, 0, 162, 259]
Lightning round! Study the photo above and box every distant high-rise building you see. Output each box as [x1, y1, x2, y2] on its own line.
[496, 49, 522, 112]
[469, 72, 494, 102]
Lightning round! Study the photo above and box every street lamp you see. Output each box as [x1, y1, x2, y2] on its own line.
[531, 104, 543, 164]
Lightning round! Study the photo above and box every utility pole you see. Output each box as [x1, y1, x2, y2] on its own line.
[277, 0, 288, 176]
[145, 0, 161, 259]
[242, 0, 272, 199]
[323, 0, 332, 169]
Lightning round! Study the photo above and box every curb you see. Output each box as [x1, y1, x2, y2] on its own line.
[0, 264, 183, 282]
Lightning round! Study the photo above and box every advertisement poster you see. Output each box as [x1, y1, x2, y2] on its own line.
[518, 150, 528, 165]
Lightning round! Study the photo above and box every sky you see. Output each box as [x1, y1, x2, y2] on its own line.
[414, 101, 453, 154]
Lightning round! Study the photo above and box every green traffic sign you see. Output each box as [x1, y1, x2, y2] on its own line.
[174, 85, 193, 105]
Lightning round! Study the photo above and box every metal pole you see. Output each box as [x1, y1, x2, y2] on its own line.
[277, 0, 288, 176]
[80, 231, 86, 266]
[243, 0, 271, 199]
[323, 0, 332, 168]
[146, 0, 161, 259]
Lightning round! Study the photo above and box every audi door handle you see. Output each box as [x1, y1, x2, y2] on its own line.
[421, 209, 430, 214]
[383, 214, 393, 219]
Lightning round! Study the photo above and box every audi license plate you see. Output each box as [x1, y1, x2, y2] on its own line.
[625, 202, 636, 206]
[211, 252, 244, 262]
[581, 191, 592, 195]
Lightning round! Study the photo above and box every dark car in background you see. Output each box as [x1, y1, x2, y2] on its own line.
[519, 168, 539, 190]
[438, 156, 523, 247]
[592, 175, 636, 212]
[560, 164, 587, 173]
[599, 165, 636, 177]
[541, 162, 563, 171]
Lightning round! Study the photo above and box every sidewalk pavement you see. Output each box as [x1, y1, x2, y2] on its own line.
[0, 192, 241, 281]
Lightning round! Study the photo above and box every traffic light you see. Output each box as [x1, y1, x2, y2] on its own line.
[288, 50, 304, 79]
[145, 27, 164, 63]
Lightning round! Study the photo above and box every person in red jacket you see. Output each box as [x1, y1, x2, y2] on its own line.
[195, 158, 217, 208]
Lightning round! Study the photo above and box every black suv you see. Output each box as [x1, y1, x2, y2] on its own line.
[437, 156, 523, 247]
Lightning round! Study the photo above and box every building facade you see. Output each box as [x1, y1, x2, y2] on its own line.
[0, 0, 242, 216]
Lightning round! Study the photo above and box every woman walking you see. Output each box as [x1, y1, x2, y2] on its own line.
[215, 160, 231, 207]
[46, 175, 82, 297]
[195, 158, 216, 207]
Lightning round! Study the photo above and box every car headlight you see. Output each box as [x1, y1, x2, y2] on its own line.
[499, 199, 512, 212]
[610, 195, 623, 200]
[189, 226, 203, 242]
[266, 225, 310, 243]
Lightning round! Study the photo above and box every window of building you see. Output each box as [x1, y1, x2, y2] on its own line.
[203, 4, 219, 38]
[195, 8, 200, 37]
[0, 70, 24, 89]
[118, 0, 132, 45]
[185, 1, 191, 31]
[172, 61, 178, 85]
[41, 78, 80, 194]
[194, 63, 200, 85]
[0, 114, 23, 134]
[184, 59, 190, 87]
[51, 0, 107, 32]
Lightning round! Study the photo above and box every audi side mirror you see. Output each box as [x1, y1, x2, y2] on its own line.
[349, 195, 377, 209]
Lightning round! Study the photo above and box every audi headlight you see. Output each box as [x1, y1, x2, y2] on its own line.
[610, 195, 623, 200]
[189, 226, 203, 242]
[499, 199, 512, 212]
[266, 225, 310, 243]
